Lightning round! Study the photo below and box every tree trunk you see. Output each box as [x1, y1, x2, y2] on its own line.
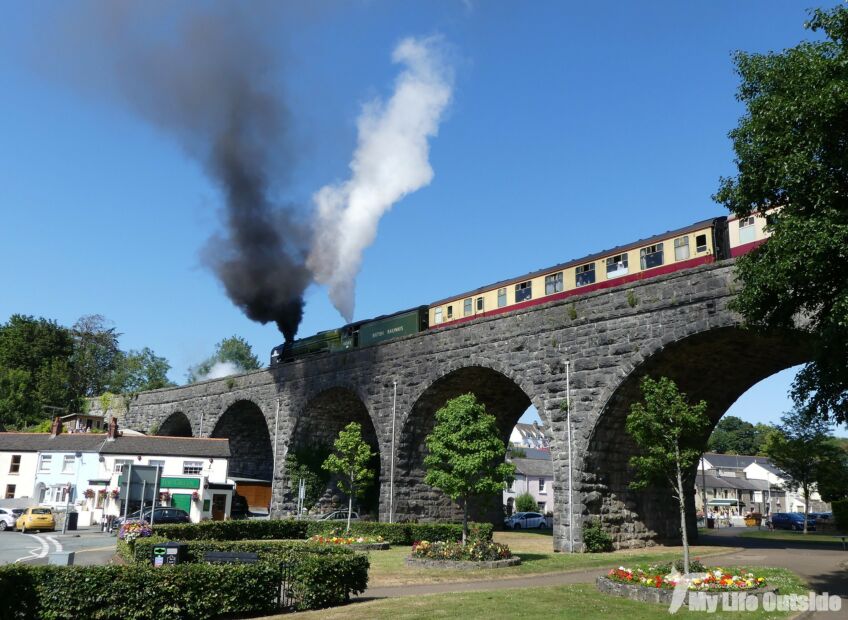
[802, 483, 809, 535]
[675, 448, 690, 574]
[462, 496, 468, 546]
[347, 468, 354, 534]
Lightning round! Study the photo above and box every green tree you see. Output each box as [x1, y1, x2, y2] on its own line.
[626, 377, 709, 574]
[424, 393, 515, 544]
[708, 415, 769, 455]
[112, 348, 175, 393]
[186, 336, 261, 383]
[69, 315, 122, 398]
[815, 448, 848, 503]
[322, 422, 375, 532]
[287, 447, 331, 512]
[764, 410, 845, 533]
[715, 6, 848, 424]
[514, 492, 537, 514]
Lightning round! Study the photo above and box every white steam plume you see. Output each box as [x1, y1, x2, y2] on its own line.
[308, 36, 453, 321]
[196, 361, 244, 381]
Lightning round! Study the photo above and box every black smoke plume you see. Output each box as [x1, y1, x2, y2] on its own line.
[39, 3, 311, 341]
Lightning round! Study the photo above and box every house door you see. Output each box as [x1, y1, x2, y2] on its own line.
[212, 494, 226, 521]
[171, 493, 192, 514]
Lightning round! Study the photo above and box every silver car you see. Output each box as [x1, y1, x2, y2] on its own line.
[0, 507, 17, 531]
[504, 511, 546, 529]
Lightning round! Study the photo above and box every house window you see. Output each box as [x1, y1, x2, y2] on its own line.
[5, 485, 15, 499]
[38, 455, 52, 473]
[695, 234, 708, 253]
[464, 298, 472, 316]
[545, 272, 563, 295]
[446, 305, 453, 319]
[434, 307, 443, 324]
[738, 216, 756, 244]
[537, 502, 546, 513]
[183, 461, 203, 475]
[674, 236, 690, 261]
[640, 243, 664, 269]
[114, 459, 132, 474]
[575, 263, 595, 287]
[538, 479, 546, 494]
[9, 455, 21, 474]
[497, 288, 507, 308]
[62, 455, 75, 474]
[476, 297, 484, 312]
[515, 281, 532, 302]
[606, 253, 629, 278]
[148, 460, 165, 471]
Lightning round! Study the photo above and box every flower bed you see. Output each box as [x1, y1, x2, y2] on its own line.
[308, 534, 389, 550]
[118, 520, 152, 544]
[406, 539, 519, 569]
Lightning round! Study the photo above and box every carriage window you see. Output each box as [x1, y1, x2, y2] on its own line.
[497, 288, 507, 307]
[640, 243, 664, 269]
[515, 281, 532, 302]
[738, 216, 756, 244]
[674, 236, 690, 261]
[434, 307, 443, 324]
[476, 297, 484, 311]
[464, 298, 472, 316]
[545, 272, 563, 294]
[606, 253, 629, 278]
[447, 305, 453, 319]
[575, 263, 595, 287]
[696, 234, 708, 252]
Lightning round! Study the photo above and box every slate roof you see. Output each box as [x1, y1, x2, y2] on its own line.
[0, 433, 230, 458]
[512, 457, 553, 478]
[695, 472, 770, 492]
[703, 453, 771, 469]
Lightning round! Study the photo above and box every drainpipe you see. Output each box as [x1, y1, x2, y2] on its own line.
[389, 381, 397, 523]
[566, 360, 573, 553]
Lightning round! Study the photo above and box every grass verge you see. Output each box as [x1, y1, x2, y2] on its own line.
[736, 529, 847, 544]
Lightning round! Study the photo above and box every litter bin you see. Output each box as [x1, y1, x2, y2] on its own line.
[66, 511, 78, 531]
[152, 542, 188, 567]
[706, 517, 715, 529]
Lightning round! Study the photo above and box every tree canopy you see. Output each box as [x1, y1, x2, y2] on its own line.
[626, 376, 710, 574]
[424, 393, 515, 544]
[707, 415, 770, 455]
[322, 422, 375, 532]
[186, 335, 261, 383]
[715, 6, 848, 424]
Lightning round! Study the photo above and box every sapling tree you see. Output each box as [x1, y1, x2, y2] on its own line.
[626, 376, 709, 574]
[424, 393, 515, 544]
[322, 421, 375, 532]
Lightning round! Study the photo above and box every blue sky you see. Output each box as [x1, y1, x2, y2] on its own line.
[1, 2, 844, 435]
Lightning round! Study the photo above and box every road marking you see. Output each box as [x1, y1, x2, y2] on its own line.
[45, 535, 62, 553]
[14, 534, 48, 563]
[74, 545, 115, 554]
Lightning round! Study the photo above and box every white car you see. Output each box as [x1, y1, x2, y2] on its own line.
[504, 511, 547, 529]
[0, 507, 19, 531]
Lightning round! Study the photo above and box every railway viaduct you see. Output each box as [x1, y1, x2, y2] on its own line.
[89, 260, 810, 551]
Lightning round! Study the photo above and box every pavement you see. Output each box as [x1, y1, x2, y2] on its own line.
[0, 526, 118, 566]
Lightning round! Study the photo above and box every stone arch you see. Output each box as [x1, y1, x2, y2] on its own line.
[211, 399, 273, 481]
[157, 412, 193, 437]
[581, 326, 812, 549]
[288, 387, 380, 516]
[395, 363, 537, 523]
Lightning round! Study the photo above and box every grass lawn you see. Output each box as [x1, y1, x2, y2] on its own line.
[283, 567, 806, 620]
[364, 531, 738, 587]
[735, 529, 847, 544]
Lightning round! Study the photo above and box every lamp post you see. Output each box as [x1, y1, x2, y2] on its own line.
[389, 380, 397, 524]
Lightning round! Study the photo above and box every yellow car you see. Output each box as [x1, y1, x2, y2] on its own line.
[16, 507, 55, 533]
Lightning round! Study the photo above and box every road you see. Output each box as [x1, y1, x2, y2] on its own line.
[0, 527, 118, 566]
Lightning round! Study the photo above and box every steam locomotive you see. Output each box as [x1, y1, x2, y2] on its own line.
[271, 212, 770, 365]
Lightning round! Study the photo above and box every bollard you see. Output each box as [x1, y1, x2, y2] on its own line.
[48, 551, 75, 566]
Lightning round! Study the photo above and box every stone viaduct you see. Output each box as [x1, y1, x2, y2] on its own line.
[90, 261, 810, 551]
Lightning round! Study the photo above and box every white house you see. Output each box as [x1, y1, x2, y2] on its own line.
[0, 441, 39, 500]
[509, 423, 550, 450]
[504, 448, 554, 515]
[743, 461, 828, 514]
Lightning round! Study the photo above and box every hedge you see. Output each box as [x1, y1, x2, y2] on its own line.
[832, 499, 848, 532]
[124, 537, 351, 565]
[305, 521, 494, 545]
[0, 562, 281, 620]
[152, 518, 307, 541]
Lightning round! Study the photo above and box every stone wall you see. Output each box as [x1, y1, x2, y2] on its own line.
[87, 260, 810, 551]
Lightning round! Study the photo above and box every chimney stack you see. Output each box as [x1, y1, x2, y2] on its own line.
[106, 417, 119, 442]
[50, 416, 62, 438]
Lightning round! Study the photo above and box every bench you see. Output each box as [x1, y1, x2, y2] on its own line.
[203, 551, 260, 564]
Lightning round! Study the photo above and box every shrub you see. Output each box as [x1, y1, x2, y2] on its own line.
[832, 499, 848, 532]
[582, 519, 613, 553]
[410, 539, 512, 561]
[282, 552, 370, 610]
[152, 518, 308, 541]
[514, 492, 537, 513]
[305, 521, 493, 545]
[125, 537, 351, 565]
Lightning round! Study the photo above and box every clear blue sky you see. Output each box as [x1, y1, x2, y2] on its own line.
[1, 2, 844, 435]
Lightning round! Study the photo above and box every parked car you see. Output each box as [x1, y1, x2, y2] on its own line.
[229, 494, 269, 520]
[318, 510, 359, 522]
[504, 511, 547, 529]
[15, 507, 55, 533]
[114, 507, 190, 528]
[0, 507, 17, 531]
[767, 512, 817, 531]
[808, 512, 832, 521]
